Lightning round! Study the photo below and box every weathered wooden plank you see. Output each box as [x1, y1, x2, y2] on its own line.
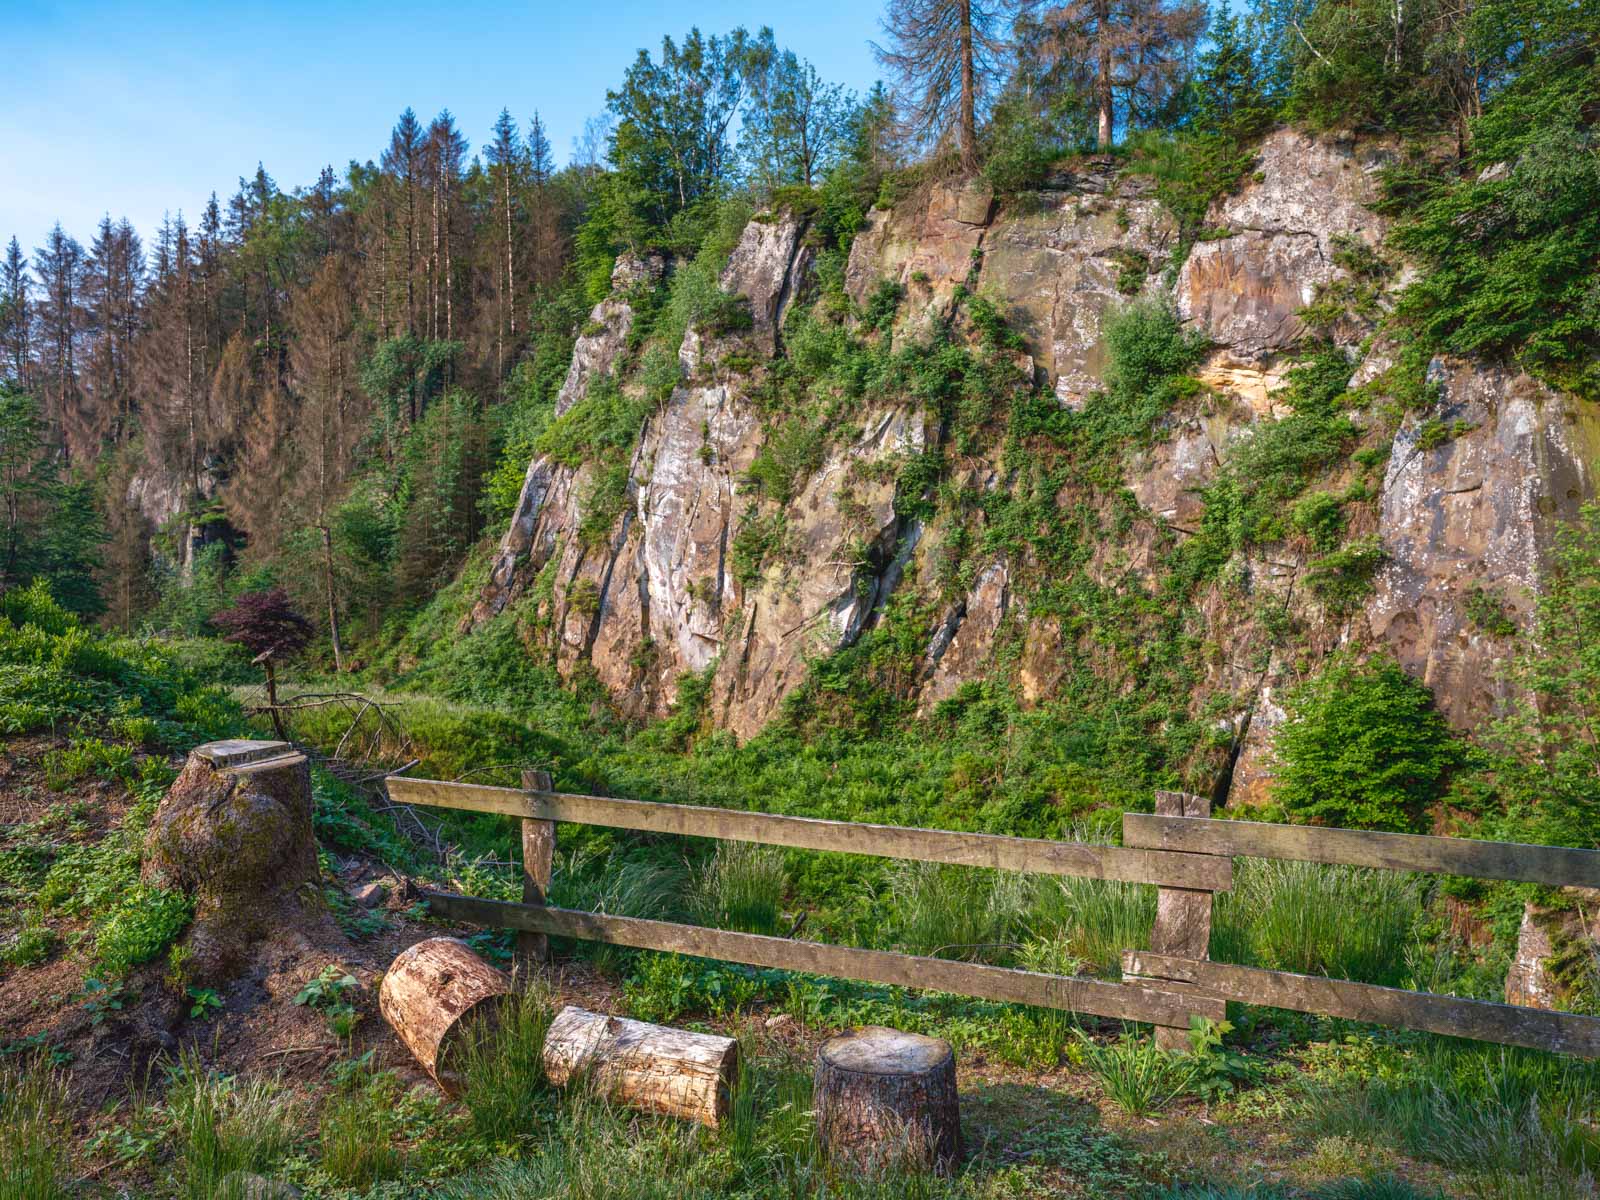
[388, 777, 1231, 891]
[425, 892, 1226, 1027]
[1123, 952, 1600, 1058]
[1144, 792, 1218, 1051]
[1123, 814, 1600, 889]
[517, 769, 556, 969]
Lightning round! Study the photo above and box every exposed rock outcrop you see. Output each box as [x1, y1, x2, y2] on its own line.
[1369, 359, 1594, 729]
[471, 128, 1595, 794]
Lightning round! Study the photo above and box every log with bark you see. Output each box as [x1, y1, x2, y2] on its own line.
[379, 937, 511, 1094]
[542, 1005, 739, 1127]
[814, 1026, 961, 1174]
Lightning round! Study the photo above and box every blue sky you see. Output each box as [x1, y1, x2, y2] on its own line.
[1, 1, 883, 257]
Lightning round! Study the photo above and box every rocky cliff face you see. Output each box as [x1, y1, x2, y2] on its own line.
[474, 128, 1595, 799]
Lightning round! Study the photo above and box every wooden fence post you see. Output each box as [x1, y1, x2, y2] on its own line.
[516, 769, 556, 970]
[1131, 790, 1218, 1051]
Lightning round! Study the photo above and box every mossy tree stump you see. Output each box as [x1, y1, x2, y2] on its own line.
[141, 739, 320, 982]
[814, 1026, 961, 1175]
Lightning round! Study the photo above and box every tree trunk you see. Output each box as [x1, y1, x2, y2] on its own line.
[259, 653, 287, 740]
[1097, 0, 1115, 149]
[379, 937, 512, 1094]
[320, 524, 344, 673]
[814, 1026, 961, 1174]
[542, 1005, 739, 1127]
[959, 0, 977, 173]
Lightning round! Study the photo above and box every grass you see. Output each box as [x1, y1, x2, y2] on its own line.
[165, 1048, 301, 1200]
[0, 1062, 73, 1200]
[1026, 873, 1157, 979]
[1076, 1030, 1198, 1117]
[456, 981, 557, 1144]
[690, 841, 788, 936]
[890, 862, 1032, 963]
[1210, 860, 1424, 987]
[318, 1073, 405, 1185]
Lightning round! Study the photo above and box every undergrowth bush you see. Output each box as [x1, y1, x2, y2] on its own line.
[1271, 651, 1460, 831]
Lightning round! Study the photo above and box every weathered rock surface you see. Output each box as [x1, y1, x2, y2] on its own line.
[1369, 358, 1594, 729]
[470, 129, 1596, 795]
[1177, 130, 1393, 359]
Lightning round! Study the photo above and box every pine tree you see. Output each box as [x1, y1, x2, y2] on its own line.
[874, 0, 1019, 171]
[1020, 0, 1204, 148]
[32, 224, 86, 457]
[0, 238, 30, 389]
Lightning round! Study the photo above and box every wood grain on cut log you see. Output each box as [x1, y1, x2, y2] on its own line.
[814, 1027, 961, 1174]
[379, 937, 510, 1094]
[542, 1005, 739, 1127]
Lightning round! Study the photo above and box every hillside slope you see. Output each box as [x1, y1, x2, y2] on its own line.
[465, 128, 1596, 807]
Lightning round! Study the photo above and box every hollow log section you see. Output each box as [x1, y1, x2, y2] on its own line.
[814, 1026, 961, 1174]
[517, 768, 555, 969]
[379, 937, 511, 1094]
[1140, 790, 1218, 1051]
[543, 1005, 739, 1127]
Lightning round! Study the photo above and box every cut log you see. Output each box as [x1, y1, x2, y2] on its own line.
[814, 1026, 961, 1174]
[379, 937, 511, 1094]
[542, 1005, 739, 1127]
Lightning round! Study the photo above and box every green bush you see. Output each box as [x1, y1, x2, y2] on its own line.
[1085, 298, 1208, 445]
[1271, 651, 1460, 830]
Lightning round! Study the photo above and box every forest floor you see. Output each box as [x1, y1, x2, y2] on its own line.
[0, 729, 1499, 1199]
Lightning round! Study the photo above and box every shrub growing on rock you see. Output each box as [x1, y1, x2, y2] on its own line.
[1272, 650, 1460, 830]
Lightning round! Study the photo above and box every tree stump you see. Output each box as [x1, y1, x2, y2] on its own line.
[141, 739, 321, 982]
[543, 1005, 739, 1127]
[379, 937, 511, 1094]
[814, 1026, 961, 1174]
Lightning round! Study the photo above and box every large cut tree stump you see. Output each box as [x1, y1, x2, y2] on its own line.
[379, 938, 511, 1094]
[814, 1026, 962, 1174]
[543, 1005, 739, 1127]
[141, 739, 321, 982]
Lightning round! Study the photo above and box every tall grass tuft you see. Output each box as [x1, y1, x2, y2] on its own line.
[1309, 1040, 1600, 1199]
[1076, 1029, 1197, 1117]
[457, 981, 555, 1143]
[1210, 859, 1423, 986]
[1025, 873, 1156, 978]
[0, 1061, 73, 1200]
[318, 1075, 403, 1185]
[165, 1048, 299, 1200]
[690, 841, 787, 935]
[890, 862, 1031, 963]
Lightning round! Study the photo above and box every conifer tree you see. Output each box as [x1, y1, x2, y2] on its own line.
[875, 0, 1019, 171]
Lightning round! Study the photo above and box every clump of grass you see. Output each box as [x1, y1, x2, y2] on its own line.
[689, 841, 787, 936]
[1076, 1029, 1197, 1117]
[1025, 873, 1156, 978]
[0, 1061, 74, 1200]
[456, 982, 555, 1143]
[318, 1073, 403, 1186]
[1210, 859, 1424, 986]
[165, 1048, 299, 1200]
[890, 862, 1030, 963]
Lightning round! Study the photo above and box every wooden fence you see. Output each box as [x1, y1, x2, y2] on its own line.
[385, 774, 1600, 1058]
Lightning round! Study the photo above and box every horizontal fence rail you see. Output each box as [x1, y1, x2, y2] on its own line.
[388, 777, 1232, 890]
[1124, 952, 1600, 1058]
[428, 892, 1225, 1027]
[387, 775, 1600, 1059]
[1123, 814, 1600, 888]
